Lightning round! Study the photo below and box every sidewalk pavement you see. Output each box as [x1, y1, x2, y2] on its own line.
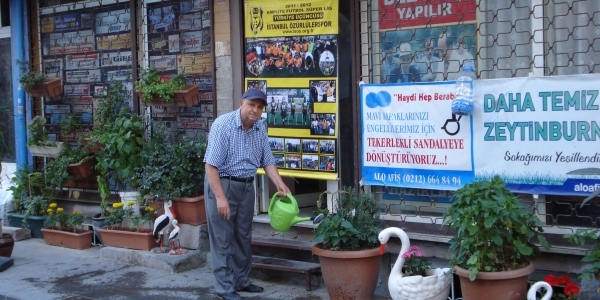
[0, 238, 390, 300]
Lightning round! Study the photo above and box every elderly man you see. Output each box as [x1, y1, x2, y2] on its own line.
[381, 42, 420, 83]
[204, 88, 291, 300]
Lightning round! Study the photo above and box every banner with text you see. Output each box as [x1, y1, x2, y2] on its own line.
[361, 74, 600, 196]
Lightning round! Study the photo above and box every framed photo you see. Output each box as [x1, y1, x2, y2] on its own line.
[285, 154, 301, 169]
[309, 80, 336, 103]
[285, 138, 300, 153]
[273, 153, 285, 168]
[247, 80, 266, 93]
[310, 113, 336, 136]
[269, 137, 284, 152]
[302, 154, 319, 170]
[265, 88, 311, 128]
[319, 139, 336, 154]
[302, 139, 319, 154]
[320, 155, 335, 171]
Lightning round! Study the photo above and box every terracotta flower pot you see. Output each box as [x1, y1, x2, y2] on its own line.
[136, 84, 200, 107]
[28, 78, 63, 98]
[98, 226, 158, 251]
[454, 263, 534, 300]
[41, 227, 93, 250]
[0, 233, 14, 258]
[312, 243, 382, 300]
[67, 158, 96, 180]
[151, 195, 206, 225]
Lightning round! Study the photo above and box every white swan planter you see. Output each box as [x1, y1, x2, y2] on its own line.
[527, 281, 553, 300]
[378, 227, 453, 300]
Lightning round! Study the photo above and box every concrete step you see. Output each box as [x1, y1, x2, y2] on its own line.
[100, 246, 207, 273]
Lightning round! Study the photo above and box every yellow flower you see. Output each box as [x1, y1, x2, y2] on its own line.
[57, 208, 64, 213]
[48, 212, 53, 216]
[47, 208, 53, 213]
[145, 206, 154, 212]
[126, 201, 135, 206]
[49, 203, 57, 208]
[112, 202, 121, 208]
[73, 211, 82, 215]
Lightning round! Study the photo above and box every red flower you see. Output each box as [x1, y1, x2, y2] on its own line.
[558, 275, 571, 285]
[564, 282, 580, 298]
[544, 274, 559, 286]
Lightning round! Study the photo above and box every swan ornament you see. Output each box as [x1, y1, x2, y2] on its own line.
[378, 227, 453, 300]
[527, 281, 553, 300]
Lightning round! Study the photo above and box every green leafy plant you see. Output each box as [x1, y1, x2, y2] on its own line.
[45, 203, 85, 233]
[17, 60, 47, 94]
[443, 175, 551, 281]
[402, 245, 432, 277]
[564, 229, 600, 280]
[59, 112, 83, 141]
[45, 143, 92, 189]
[95, 110, 145, 189]
[137, 122, 206, 201]
[27, 116, 56, 147]
[97, 175, 111, 217]
[90, 81, 127, 141]
[313, 187, 381, 251]
[135, 68, 187, 103]
[8, 167, 53, 229]
[106, 201, 134, 229]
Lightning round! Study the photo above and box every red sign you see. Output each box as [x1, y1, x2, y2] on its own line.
[378, 0, 476, 30]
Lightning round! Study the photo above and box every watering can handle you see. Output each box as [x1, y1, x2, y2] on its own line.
[269, 192, 296, 213]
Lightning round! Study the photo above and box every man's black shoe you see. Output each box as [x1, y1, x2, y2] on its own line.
[236, 283, 264, 293]
[217, 291, 244, 300]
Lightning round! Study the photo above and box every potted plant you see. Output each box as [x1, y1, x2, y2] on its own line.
[135, 68, 199, 107]
[98, 201, 158, 251]
[378, 227, 453, 300]
[95, 109, 145, 191]
[311, 187, 382, 300]
[17, 60, 62, 98]
[137, 123, 207, 225]
[45, 142, 95, 190]
[443, 175, 551, 300]
[26, 116, 63, 157]
[41, 204, 93, 250]
[7, 167, 52, 238]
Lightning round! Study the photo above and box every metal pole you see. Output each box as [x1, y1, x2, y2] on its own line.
[10, 0, 29, 171]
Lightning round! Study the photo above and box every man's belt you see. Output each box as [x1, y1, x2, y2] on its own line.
[220, 176, 254, 183]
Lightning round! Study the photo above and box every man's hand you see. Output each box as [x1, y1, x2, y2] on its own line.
[216, 196, 230, 219]
[276, 182, 291, 197]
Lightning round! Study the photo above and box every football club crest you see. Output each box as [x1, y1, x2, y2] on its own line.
[250, 7, 263, 36]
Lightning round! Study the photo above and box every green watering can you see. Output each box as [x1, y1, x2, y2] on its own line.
[268, 193, 324, 232]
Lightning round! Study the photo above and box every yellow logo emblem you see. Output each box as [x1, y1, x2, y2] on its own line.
[250, 7, 263, 36]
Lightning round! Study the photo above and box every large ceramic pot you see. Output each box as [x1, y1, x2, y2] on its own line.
[152, 195, 206, 225]
[312, 243, 382, 300]
[0, 233, 14, 257]
[98, 226, 158, 251]
[7, 212, 48, 238]
[454, 263, 534, 300]
[41, 227, 94, 250]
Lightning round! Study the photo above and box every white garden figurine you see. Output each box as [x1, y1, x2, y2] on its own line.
[527, 281, 553, 300]
[378, 227, 452, 300]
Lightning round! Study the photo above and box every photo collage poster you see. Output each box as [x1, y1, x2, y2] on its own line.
[40, 4, 132, 143]
[145, 0, 214, 143]
[244, 0, 339, 176]
[377, 0, 478, 84]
